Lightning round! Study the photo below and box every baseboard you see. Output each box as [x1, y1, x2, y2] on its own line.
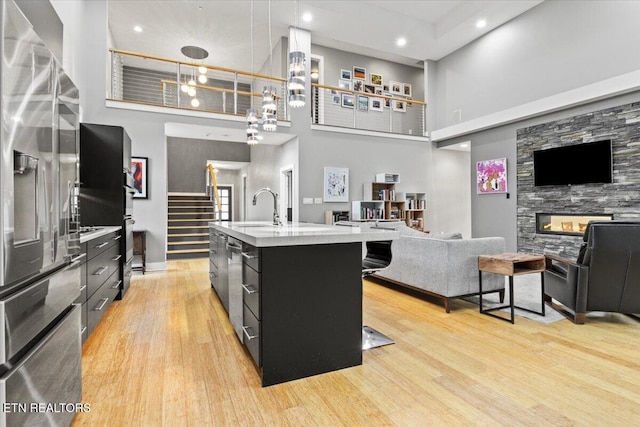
[145, 261, 167, 271]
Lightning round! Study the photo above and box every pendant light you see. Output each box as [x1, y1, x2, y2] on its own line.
[288, 0, 306, 108]
[262, 0, 277, 131]
[246, 0, 260, 145]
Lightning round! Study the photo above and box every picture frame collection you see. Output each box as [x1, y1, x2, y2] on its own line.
[336, 66, 413, 112]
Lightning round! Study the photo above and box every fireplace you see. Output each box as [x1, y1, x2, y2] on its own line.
[536, 213, 613, 236]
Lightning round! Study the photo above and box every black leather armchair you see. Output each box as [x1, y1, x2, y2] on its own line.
[544, 221, 640, 324]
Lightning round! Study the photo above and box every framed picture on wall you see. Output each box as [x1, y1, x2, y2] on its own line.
[132, 156, 148, 199]
[370, 97, 384, 111]
[338, 79, 352, 90]
[476, 158, 508, 194]
[341, 93, 355, 108]
[353, 66, 366, 80]
[392, 100, 406, 112]
[340, 69, 352, 80]
[370, 73, 383, 86]
[390, 81, 402, 95]
[403, 83, 412, 97]
[353, 79, 364, 92]
[358, 95, 369, 111]
[323, 167, 349, 202]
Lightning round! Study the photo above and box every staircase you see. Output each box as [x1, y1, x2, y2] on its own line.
[167, 193, 214, 260]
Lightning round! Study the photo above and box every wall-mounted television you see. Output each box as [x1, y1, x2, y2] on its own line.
[533, 140, 613, 186]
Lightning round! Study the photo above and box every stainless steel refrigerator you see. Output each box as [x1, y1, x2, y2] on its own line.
[0, 1, 83, 425]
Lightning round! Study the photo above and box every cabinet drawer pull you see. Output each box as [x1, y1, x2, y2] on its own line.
[241, 252, 257, 260]
[227, 243, 242, 251]
[95, 242, 109, 249]
[111, 255, 122, 261]
[209, 249, 216, 254]
[210, 272, 217, 278]
[113, 235, 122, 241]
[80, 326, 87, 334]
[242, 284, 258, 295]
[112, 280, 122, 289]
[79, 285, 87, 292]
[93, 266, 108, 276]
[94, 298, 109, 311]
[242, 326, 258, 341]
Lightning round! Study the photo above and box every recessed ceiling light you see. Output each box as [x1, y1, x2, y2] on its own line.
[476, 19, 487, 29]
[396, 37, 407, 47]
[302, 12, 312, 22]
[460, 143, 468, 148]
[133, 25, 142, 33]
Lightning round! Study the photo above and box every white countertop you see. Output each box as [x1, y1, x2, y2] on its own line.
[79, 226, 122, 243]
[209, 221, 399, 247]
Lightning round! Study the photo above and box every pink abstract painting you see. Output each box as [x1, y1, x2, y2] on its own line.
[476, 158, 507, 194]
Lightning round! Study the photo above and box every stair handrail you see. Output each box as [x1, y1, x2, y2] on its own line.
[206, 164, 223, 221]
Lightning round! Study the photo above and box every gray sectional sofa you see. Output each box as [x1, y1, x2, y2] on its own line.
[345, 221, 506, 312]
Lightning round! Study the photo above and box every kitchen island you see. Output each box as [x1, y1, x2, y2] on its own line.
[209, 221, 398, 386]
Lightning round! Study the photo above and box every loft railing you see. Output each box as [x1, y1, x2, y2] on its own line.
[312, 83, 426, 136]
[108, 48, 288, 121]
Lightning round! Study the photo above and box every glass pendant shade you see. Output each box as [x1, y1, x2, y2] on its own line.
[190, 98, 200, 108]
[198, 66, 207, 74]
[198, 74, 207, 84]
[246, 108, 260, 144]
[263, 113, 277, 131]
[188, 78, 196, 86]
[288, 89, 305, 108]
[262, 86, 277, 131]
[180, 83, 189, 93]
[187, 87, 196, 97]
[262, 86, 277, 112]
[288, 51, 306, 107]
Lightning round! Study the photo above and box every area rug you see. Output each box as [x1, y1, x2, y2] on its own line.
[465, 274, 565, 324]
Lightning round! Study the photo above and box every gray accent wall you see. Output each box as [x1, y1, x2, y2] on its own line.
[439, 91, 640, 252]
[167, 137, 250, 193]
[516, 101, 640, 259]
[432, 1, 640, 130]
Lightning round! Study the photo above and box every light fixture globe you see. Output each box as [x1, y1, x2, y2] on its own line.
[187, 87, 196, 97]
[198, 74, 207, 84]
[263, 113, 277, 131]
[287, 51, 306, 106]
[262, 86, 277, 112]
[190, 98, 200, 108]
[180, 83, 189, 93]
[288, 89, 305, 108]
[198, 66, 207, 74]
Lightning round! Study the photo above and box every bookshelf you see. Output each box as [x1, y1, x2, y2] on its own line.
[324, 210, 350, 225]
[362, 182, 406, 221]
[402, 192, 427, 231]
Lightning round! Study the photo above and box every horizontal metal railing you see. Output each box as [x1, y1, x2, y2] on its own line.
[109, 49, 288, 121]
[312, 83, 426, 136]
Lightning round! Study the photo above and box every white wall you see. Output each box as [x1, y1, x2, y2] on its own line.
[430, 149, 471, 237]
[433, 1, 640, 129]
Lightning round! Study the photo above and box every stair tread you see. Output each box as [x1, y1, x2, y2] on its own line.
[168, 206, 214, 209]
[168, 225, 210, 229]
[168, 219, 213, 222]
[169, 212, 213, 216]
[168, 241, 209, 246]
[167, 248, 209, 254]
[168, 233, 209, 237]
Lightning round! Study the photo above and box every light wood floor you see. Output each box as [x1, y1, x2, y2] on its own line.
[72, 259, 640, 426]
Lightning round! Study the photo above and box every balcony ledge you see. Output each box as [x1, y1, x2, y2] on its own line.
[105, 99, 291, 128]
[310, 124, 429, 142]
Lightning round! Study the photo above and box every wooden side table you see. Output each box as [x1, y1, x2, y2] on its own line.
[133, 230, 146, 274]
[478, 253, 545, 324]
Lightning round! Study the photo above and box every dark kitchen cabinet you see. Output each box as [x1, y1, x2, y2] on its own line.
[80, 123, 134, 299]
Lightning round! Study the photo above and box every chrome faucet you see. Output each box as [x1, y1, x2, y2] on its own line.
[252, 188, 283, 226]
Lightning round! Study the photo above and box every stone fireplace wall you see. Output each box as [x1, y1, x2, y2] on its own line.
[517, 102, 640, 259]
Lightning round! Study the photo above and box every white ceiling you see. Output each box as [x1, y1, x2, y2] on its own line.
[109, 1, 542, 143]
[108, 0, 542, 69]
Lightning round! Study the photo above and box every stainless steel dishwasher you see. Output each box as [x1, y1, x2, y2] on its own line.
[226, 237, 244, 340]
